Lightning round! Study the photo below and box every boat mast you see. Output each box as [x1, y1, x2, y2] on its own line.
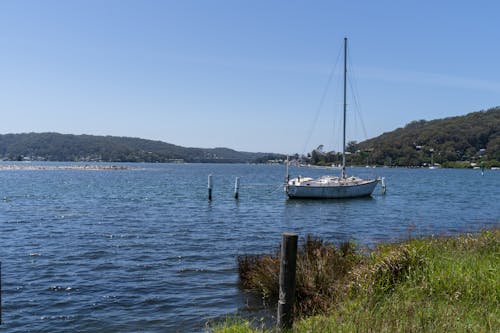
[342, 37, 347, 179]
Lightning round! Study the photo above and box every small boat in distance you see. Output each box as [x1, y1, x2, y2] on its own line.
[428, 149, 439, 169]
[285, 37, 380, 199]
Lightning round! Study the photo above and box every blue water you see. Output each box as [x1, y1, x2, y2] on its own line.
[0, 163, 498, 332]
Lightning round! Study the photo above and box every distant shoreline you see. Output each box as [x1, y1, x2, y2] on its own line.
[0, 164, 130, 171]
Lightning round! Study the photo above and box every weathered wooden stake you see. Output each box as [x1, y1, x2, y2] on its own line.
[277, 233, 298, 331]
[1, 261, 2, 325]
[234, 177, 240, 199]
[207, 174, 213, 201]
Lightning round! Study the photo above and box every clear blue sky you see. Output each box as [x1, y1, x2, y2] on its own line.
[1, 1, 499, 154]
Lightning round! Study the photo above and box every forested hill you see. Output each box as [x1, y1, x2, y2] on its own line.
[353, 107, 500, 167]
[0, 133, 282, 163]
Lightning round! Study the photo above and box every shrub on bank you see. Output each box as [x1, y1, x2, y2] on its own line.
[237, 236, 361, 316]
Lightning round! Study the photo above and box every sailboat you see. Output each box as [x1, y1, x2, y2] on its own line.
[428, 150, 438, 169]
[285, 37, 380, 199]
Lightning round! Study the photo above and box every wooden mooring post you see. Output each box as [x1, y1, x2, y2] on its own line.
[1, 261, 2, 325]
[277, 233, 298, 331]
[234, 177, 240, 199]
[207, 174, 213, 201]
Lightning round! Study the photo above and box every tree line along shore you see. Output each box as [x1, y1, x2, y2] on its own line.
[287, 107, 500, 169]
[1, 107, 498, 167]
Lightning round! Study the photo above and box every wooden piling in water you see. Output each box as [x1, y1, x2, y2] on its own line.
[277, 232, 298, 331]
[234, 177, 240, 199]
[1, 262, 2, 325]
[207, 174, 213, 201]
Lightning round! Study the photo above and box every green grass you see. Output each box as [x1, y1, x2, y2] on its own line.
[211, 318, 258, 333]
[214, 229, 499, 332]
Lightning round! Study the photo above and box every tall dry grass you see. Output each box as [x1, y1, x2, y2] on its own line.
[237, 235, 361, 315]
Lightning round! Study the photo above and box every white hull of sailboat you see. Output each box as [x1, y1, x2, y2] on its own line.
[285, 178, 379, 199]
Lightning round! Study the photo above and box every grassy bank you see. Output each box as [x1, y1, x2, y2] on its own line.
[214, 229, 499, 332]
